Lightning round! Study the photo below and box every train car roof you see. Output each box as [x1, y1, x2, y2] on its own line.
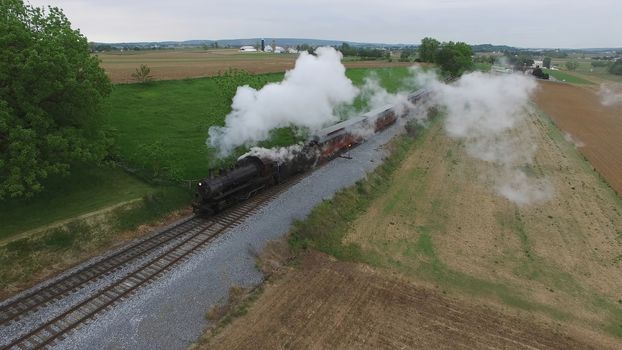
[314, 115, 367, 140]
[311, 89, 427, 143]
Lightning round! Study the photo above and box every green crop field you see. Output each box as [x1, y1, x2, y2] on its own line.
[543, 68, 593, 84]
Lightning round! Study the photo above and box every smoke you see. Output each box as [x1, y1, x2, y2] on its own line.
[497, 171, 554, 206]
[598, 83, 622, 106]
[208, 47, 359, 156]
[238, 144, 305, 164]
[359, 73, 410, 112]
[411, 68, 553, 205]
[563, 132, 585, 148]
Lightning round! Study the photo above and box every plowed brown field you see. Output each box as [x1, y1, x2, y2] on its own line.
[204, 252, 596, 350]
[97, 49, 413, 83]
[534, 81, 622, 195]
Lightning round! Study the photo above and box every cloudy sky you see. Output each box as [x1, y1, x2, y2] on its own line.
[27, 0, 621, 48]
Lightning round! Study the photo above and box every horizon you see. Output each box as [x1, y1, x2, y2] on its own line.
[27, 0, 622, 49]
[92, 36, 622, 51]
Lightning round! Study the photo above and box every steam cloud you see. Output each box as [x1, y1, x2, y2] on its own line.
[239, 144, 305, 164]
[598, 83, 622, 106]
[412, 68, 553, 205]
[208, 47, 359, 156]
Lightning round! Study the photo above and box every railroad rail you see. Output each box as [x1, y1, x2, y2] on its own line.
[0, 177, 300, 350]
[0, 216, 207, 327]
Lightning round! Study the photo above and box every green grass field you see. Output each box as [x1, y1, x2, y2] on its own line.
[105, 67, 414, 181]
[0, 166, 156, 241]
[543, 68, 593, 84]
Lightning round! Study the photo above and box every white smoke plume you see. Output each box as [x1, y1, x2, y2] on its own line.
[238, 144, 305, 164]
[497, 171, 554, 206]
[598, 83, 622, 106]
[208, 47, 359, 156]
[359, 73, 410, 112]
[411, 68, 553, 205]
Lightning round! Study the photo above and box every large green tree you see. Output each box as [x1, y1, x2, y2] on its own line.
[0, 0, 112, 199]
[418, 37, 440, 63]
[435, 41, 473, 77]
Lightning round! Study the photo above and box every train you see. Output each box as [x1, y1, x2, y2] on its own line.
[192, 89, 430, 215]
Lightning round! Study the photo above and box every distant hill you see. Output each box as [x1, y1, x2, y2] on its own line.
[471, 44, 521, 52]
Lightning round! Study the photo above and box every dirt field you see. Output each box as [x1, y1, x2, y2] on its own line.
[198, 108, 622, 348]
[203, 252, 598, 349]
[534, 81, 622, 196]
[97, 49, 413, 83]
[341, 111, 622, 341]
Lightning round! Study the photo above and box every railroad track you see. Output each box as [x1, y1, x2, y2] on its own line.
[0, 216, 207, 327]
[0, 177, 300, 350]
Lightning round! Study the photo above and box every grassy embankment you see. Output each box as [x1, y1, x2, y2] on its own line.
[288, 113, 622, 339]
[0, 67, 413, 294]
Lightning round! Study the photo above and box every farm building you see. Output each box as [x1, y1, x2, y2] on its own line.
[239, 46, 257, 52]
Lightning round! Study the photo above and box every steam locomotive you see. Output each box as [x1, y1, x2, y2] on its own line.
[192, 89, 429, 215]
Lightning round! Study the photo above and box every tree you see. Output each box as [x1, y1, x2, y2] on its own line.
[565, 60, 579, 71]
[0, 0, 112, 199]
[543, 56, 552, 69]
[339, 42, 357, 56]
[418, 37, 440, 63]
[508, 55, 534, 70]
[132, 64, 153, 83]
[435, 41, 473, 77]
[609, 61, 622, 75]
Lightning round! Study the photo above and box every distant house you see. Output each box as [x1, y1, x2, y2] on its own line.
[532, 60, 544, 68]
[239, 45, 257, 52]
[264, 45, 273, 52]
[274, 46, 285, 54]
[287, 48, 299, 54]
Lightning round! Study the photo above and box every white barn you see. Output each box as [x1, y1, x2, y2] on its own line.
[239, 46, 257, 52]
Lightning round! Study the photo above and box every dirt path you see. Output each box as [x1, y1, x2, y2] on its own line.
[203, 252, 597, 350]
[534, 81, 622, 196]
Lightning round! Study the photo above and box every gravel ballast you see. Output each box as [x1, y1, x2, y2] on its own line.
[32, 125, 403, 350]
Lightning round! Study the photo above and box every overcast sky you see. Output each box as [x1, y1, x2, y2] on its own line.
[27, 0, 621, 48]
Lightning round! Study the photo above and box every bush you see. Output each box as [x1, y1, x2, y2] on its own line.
[132, 64, 153, 83]
[608, 61, 622, 75]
